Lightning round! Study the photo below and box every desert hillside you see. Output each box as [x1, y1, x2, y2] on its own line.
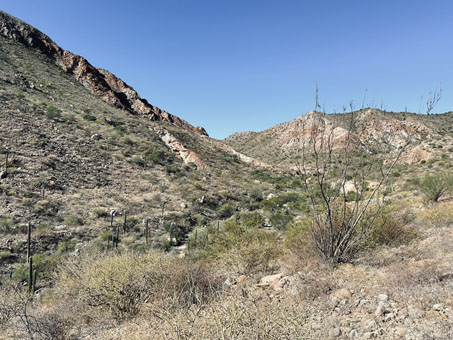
[1, 10, 453, 340]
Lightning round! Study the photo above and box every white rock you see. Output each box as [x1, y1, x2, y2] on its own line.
[328, 327, 341, 338]
[375, 301, 386, 316]
[433, 303, 444, 311]
[378, 294, 388, 302]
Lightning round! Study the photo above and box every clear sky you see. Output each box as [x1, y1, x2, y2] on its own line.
[2, 1, 453, 138]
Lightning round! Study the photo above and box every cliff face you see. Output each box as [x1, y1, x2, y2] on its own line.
[0, 11, 207, 136]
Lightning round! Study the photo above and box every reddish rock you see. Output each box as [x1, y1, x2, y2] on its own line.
[0, 11, 207, 136]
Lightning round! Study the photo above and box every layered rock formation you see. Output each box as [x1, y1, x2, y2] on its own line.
[0, 10, 207, 136]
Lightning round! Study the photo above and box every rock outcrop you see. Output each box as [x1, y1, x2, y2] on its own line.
[0, 11, 207, 136]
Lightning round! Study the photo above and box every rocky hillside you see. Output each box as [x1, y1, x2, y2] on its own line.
[0, 10, 207, 136]
[224, 109, 453, 167]
[0, 10, 294, 278]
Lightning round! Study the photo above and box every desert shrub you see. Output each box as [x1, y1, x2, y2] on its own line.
[359, 207, 416, 251]
[82, 113, 96, 121]
[218, 202, 235, 218]
[129, 155, 145, 167]
[269, 210, 293, 230]
[194, 220, 281, 274]
[0, 283, 80, 340]
[284, 218, 315, 266]
[93, 208, 109, 218]
[0, 215, 15, 233]
[45, 105, 61, 120]
[63, 214, 84, 226]
[146, 149, 165, 164]
[13, 254, 60, 282]
[57, 252, 222, 320]
[239, 212, 264, 229]
[418, 173, 452, 203]
[249, 188, 263, 202]
[417, 202, 453, 228]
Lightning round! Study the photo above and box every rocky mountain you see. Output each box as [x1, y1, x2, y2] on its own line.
[0, 10, 207, 136]
[224, 109, 453, 167]
[0, 10, 286, 273]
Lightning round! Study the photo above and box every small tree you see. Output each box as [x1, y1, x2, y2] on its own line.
[297, 108, 413, 264]
[419, 174, 452, 203]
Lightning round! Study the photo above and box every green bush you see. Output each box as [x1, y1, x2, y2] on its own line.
[218, 202, 235, 218]
[93, 209, 109, 218]
[193, 220, 281, 274]
[418, 173, 453, 203]
[269, 211, 293, 230]
[45, 105, 61, 120]
[63, 214, 84, 226]
[82, 114, 97, 122]
[0, 216, 15, 233]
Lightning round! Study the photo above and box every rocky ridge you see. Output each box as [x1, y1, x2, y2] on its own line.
[223, 109, 444, 166]
[0, 10, 207, 136]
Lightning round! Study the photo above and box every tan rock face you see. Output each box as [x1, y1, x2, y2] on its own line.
[0, 11, 207, 136]
[154, 128, 204, 169]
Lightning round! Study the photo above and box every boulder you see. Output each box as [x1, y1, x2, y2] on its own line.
[258, 273, 283, 287]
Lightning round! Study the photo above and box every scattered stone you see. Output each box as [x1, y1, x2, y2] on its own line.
[394, 327, 407, 337]
[53, 224, 67, 231]
[236, 275, 248, 285]
[90, 133, 102, 140]
[258, 273, 283, 287]
[330, 288, 352, 304]
[375, 301, 386, 317]
[180, 203, 188, 209]
[0, 171, 6, 179]
[348, 329, 357, 338]
[378, 294, 388, 302]
[433, 303, 444, 312]
[328, 327, 341, 338]
[223, 278, 232, 287]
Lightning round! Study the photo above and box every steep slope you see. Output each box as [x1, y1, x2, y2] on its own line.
[0, 16, 282, 276]
[0, 10, 207, 136]
[224, 109, 453, 167]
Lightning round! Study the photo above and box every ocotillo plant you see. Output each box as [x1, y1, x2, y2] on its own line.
[217, 220, 220, 234]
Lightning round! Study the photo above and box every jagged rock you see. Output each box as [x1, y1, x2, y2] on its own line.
[0, 11, 207, 136]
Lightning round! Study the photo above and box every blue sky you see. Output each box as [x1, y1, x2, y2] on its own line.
[2, 1, 453, 138]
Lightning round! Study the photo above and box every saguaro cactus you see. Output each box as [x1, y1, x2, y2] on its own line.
[28, 256, 33, 294]
[123, 211, 127, 233]
[144, 219, 150, 245]
[5, 152, 8, 174]
[26, 222, 32, 263]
